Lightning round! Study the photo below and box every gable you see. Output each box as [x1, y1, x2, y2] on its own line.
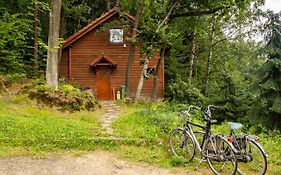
[90, 55, 117, 68]
[63, 6, 134, 49]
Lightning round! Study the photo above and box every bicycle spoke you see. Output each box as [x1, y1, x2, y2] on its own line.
[169, 128, 196, 162]
[206, 136, 237, 175]
[236, 139, 267, 175]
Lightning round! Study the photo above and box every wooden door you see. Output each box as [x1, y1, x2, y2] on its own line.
[96, 68, 112, 100]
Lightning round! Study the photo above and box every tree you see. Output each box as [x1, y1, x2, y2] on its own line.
[134, 0, 178, 101]
[46, 0, 62, 90]
[33, 0, 39, 76]
[203, 16, 216, 95]
[255, 11, 281, 129]
[124, 0, 144, 97]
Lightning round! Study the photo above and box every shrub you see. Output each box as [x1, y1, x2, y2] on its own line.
[166, 77, 205, 105]
[21, 83, 100, 111]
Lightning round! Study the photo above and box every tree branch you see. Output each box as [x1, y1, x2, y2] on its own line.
[170, 6, 228, 19]
[157, 2, 178, 31]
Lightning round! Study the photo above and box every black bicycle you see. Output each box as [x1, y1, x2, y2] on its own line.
[227, 122, 268, 175]
[169, 105, 238, 175]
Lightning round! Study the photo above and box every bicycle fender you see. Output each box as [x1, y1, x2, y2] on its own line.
[245, 135, 268, 158]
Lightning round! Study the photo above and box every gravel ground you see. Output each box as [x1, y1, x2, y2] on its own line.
[0, 151, 209, 175]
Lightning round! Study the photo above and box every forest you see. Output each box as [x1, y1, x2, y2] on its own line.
[0, 0, 281, 131]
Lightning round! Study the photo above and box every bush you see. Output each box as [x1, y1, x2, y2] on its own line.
[166, 77, 205, 105]
[21, 83, 100, 111]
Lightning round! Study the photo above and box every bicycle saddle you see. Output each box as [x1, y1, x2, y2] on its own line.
[228, 122, 243, 130]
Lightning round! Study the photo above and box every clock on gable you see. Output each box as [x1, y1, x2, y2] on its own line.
[109, 29, 123, 43]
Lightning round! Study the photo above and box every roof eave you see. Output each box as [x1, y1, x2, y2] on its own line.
[63, 7, 135, 49]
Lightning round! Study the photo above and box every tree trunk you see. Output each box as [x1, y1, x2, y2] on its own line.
[134, 58, 148, 102]
[115, 0, 119, 6]
[152, 46, 165, 99]
[125, 0, 144, 97]
[188, 26, 196, 81]
[151, 3, 177, 99]
[107, 0, 111, 10]
[203, 21, 215, 96]
[46, 0, 62, 90]
[58, 4, 65, 78]
[33, 0, 39, 77]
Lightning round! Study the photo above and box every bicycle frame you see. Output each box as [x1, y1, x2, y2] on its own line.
[184, 115, 215, 154]
[185, 121, 206, 152]
[229, 130, 268, 159]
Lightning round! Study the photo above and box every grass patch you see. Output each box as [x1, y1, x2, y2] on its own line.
[0, 94, 107, 156]
[113, 102, 280, 175]
[1, 92, 280, 174]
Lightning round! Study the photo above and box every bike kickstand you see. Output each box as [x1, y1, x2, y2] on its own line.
[195, 158, 205, 171]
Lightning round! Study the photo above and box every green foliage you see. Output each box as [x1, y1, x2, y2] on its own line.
[253, 11, 281, 129]
[0, 11, 33, 74]
[21, 83, 100, 111]
[63, 0, 108, 38]
[166, 77, 205, 105]
[169, 156, 187, 167]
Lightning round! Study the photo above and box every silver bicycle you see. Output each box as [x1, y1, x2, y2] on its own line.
[169, 105, 238, 175]
[227, 122, 268, 175]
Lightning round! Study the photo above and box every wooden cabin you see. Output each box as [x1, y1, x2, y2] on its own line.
[59, 7, 164, 100]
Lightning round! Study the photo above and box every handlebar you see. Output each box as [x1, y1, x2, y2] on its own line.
[204, 105, 218, 119]
[179, 105, 200, 117]
[179, 105, 218, 124]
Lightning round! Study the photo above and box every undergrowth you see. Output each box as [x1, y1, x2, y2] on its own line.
[20, 82, 100, 112]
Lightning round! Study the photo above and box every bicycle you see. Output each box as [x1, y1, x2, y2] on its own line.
[227, 122, 268, 175]
[169, 105, 238, 175]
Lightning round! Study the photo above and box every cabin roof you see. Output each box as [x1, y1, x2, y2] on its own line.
[63, 6, 135, 49]
[89, 55, 117, 68]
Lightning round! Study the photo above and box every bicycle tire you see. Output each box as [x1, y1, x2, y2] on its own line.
[236, 138, 267, 175]
[204, 135, 237, 175]
[169, 128, 196, 162]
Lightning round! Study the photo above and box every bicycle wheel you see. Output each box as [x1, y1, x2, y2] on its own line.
[204, 135, 237, 175]
[236, 139, 267, 175]
[169, 128, 196, 162]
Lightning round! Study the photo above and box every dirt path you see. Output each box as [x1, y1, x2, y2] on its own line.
[0, 151, 202, 175]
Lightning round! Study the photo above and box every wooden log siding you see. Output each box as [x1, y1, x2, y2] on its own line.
[59, 8, 164, 99]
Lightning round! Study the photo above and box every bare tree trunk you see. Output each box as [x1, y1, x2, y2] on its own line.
[58, 4, 65, 78]
[107, 0, 111, 10]
[46, 0, 62, 90]
[203, 21, 215, 96]
[188, 26, 196, 81]
[152, 46, 165, 99]
[151, 3, 177, 100]
[134, 58, 148, 102]
[33, 0, 39, 76]
[115, 0, 119, 6]
[125, 0, 144, 97]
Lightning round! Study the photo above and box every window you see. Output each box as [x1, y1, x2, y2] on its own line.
[109, 29, 123, 44]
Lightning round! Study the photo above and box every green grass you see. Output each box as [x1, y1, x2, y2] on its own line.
[1, 93, 280, 174]
[112, 102, 281, 175]
[0, 94, 108, 156]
